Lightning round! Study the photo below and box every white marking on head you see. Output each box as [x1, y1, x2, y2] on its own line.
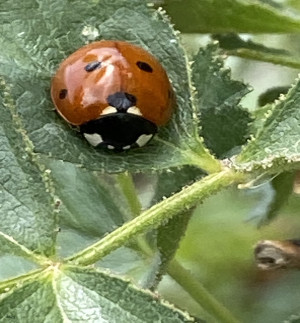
[83, 133, 103, 147]
[107, 145, 115, 150]
[123, 145, 131, 150]
[136, 134, 153, 147]
[127, 106, 142, 116]
[101, 106, 118, 115]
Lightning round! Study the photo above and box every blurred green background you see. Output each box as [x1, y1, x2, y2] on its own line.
[160, 187, 300, 322]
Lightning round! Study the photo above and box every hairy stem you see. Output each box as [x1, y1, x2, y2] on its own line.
[67, 168, 245, 265]
[116, 172, 142, 217]
[116, 172, 153, 257]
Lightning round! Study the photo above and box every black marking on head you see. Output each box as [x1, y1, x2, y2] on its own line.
[136, 61, 153, 73]
[59, 89, 68, 99]
[85, 61, 102, 72]
[107, 92, 137, 112]
[80, 113, 157, 151]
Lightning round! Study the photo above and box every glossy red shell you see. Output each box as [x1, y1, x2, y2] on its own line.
[51, 40, 175, 126]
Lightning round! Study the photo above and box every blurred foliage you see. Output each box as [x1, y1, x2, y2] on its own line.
[213, 33, 300, 68]
[160, 188, 300, 323]
[162, 0, 300, 33]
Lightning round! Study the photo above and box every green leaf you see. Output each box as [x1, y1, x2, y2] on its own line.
[61, 267, 201, 322]
[248, 87, 290, 134]
[237, 77, 300, 172]
[98, 247, 151, 278]
[0, 267, 202, 322]
[192, 43, 252, 158]
[0, 255, 37, 281]
[46, 160, 126, 237]
[264, 171, 295, 224]
[0, 0, 219, 173]
[0, 79, 56, 258]
[156, 211, 193, 280]
[258, 86, 290, 107]
[0, 275, 61, 322]
[213, 33, 300, 69]
[151, 166, 204, 287]
[162, 0, 300, 33]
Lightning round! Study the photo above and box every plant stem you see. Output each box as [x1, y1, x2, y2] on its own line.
[154, 137, 222, 174]
[0, 231, 50, 266]
[168, 259, 242, 323]
[0, 268, 45, 293]
[67, 168, 245, 266]
[116, 172, 142, 217]
[116, 172, 153, 257]
[187, 139, 223, 174]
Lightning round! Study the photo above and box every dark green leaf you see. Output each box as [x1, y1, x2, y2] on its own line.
[237, 77, 300, 173]
[249, 103, 273, 137]
[258, 86, 290, 107]
[213, 33, 300, 68]
[0, 79, 56, 257]
[0, 267, 203, 322]
[151, 166, 204, 287]
[0, 0, 217, 173]
[265, 172, 295, 224]
[0, 255, 37, 281]
[156, 211, 193, 280]
[46, 160, 126, 237]
[0, 276, 61, 322]
[192, 43, 252, 158]
[162, 0, 300, 33]
[62, 267, 201, 322]
[250, 86, 290, 134]
[213, 33, 287, 54]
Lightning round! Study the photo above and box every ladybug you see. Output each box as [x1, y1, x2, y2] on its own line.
[51, 40, 175, 151]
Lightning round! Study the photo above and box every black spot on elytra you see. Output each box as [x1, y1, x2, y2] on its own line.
[59, 89, 68, 99]
[136, 61, 153, 73]
[85, 61, 101, 72]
